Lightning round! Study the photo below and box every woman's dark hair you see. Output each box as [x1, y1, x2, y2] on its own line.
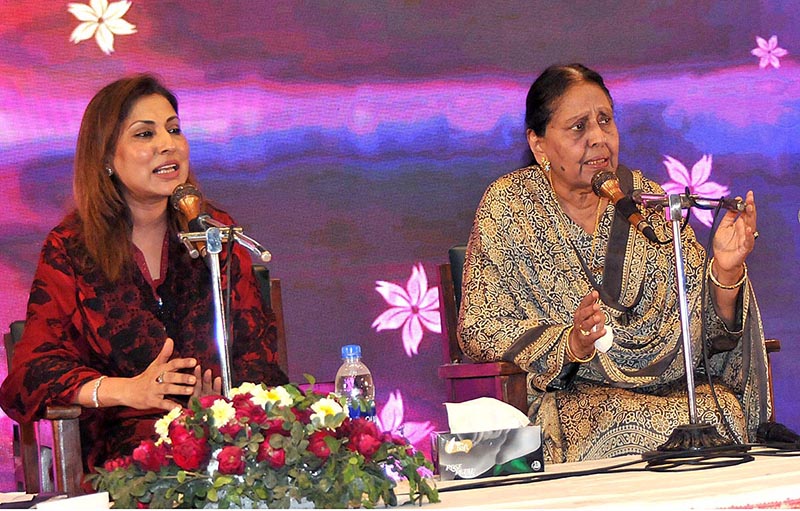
[524, 63, 613, 137]
[74, 73, 198, 281]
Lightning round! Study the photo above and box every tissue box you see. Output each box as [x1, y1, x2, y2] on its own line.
[432, 425, 544, 480]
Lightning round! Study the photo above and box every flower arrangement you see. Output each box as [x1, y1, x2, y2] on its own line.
[90, 379, 439, 508]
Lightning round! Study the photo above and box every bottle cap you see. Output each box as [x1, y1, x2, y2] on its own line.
[341, 344, 362, 359]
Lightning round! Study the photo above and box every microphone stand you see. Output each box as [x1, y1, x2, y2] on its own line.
[641, 194, 747, 462]
[178, 222, 272, 398]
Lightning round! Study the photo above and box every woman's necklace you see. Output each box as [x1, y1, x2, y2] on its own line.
[545, 167, 607, 275]
[589, 200, 606, 274]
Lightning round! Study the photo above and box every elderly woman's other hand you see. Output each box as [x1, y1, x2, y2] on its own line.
[711, 190, 757, 282]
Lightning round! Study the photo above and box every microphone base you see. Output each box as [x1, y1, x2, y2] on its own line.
[642, 423, 748, 462]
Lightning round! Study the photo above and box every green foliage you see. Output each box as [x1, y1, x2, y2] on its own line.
[87, 379, 438, 508]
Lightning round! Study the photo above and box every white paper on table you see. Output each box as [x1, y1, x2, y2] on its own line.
[444, 397, 531, 434]
[36, 491, 111, 509]
[0, 492, 34, 504]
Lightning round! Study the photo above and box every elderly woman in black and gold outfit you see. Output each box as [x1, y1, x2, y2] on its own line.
[458, 63, 770, 463]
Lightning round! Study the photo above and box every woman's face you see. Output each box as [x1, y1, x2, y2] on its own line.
[111, 93, 189, 208]
[529, 81, 618, 194]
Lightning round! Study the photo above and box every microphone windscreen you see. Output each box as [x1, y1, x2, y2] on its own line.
[170, 183, 202, 212]
[591, 170, 618, 198]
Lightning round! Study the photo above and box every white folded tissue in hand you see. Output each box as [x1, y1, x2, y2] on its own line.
[444, 397, 531, 434]
[593, 323, 614, 353]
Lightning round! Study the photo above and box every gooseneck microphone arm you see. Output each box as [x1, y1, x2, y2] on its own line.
[199, 215, 272, 263]
[171, 183, 272, 263]
[631, 190, 745, 213]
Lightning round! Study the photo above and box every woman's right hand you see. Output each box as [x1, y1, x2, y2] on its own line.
[570, 290, 604, 360]
[126, 338, 199, 411]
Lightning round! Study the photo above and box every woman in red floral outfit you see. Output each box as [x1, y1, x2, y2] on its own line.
[0, 74, 287, 473]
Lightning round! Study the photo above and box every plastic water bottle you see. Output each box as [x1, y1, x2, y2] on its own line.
[334, 344, 376, 420]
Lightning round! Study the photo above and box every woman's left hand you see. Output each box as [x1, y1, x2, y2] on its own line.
[711, 190, 757, 276]
[191, 366, 222, 398]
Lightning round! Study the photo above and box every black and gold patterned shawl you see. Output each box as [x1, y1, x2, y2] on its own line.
[458, 164, 771, 439]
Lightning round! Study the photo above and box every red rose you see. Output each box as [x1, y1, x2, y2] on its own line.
[217, 445, 245, 475]
[132, 440, 168, 472]
[103, 455, 132, 471]
[169, 423, 192, 444]
[219, 419, 243, 437]
[292, 407, 312, 424]
[308, 430, 334, 459]
[262, 417, 289, 437]
[170, 424, 210, 471]
[198, 394, 225, 408]
[382, 432, 407, 446]
[256, 440, 286, 469]
[347, 419, 383, 460]
[232, 394, 268, 426]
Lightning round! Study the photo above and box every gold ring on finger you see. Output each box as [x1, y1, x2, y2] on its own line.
[156, 372, 165, 384]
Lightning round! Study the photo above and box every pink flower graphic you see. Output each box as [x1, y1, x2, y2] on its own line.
[751, 35, 788, 69]
[377, 390, 435, 447]
[372, 263, 441, 357]
[661, 154, 730, 227]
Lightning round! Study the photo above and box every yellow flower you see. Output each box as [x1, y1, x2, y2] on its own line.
[262, 386, 293, 408]
[230, 382, 259, 398]
[154, 406, 182, 446]
[209, 399, 236, 428]
[309, 397, 343, 427]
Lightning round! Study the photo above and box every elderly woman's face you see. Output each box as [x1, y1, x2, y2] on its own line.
[531, 82, 618, 193]
[111, 93, 190, 207]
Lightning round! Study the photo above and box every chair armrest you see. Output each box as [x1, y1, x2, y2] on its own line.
[44, 405, 82, 421]
[438, 361, 525, 379]
[44, 405, 83, 496]
[765, 338, 780, 353]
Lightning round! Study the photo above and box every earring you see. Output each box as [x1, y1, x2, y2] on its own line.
[541, 158, 551, 173]
[105, 166, 114, 177]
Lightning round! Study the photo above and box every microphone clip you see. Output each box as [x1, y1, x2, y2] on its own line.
[632, 191, 745, 213]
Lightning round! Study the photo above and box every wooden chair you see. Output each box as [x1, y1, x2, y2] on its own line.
[252, 264, 289, 376]
[4, 264, 288, 495]
[4, 321, 83, 496]
[436, 244, 783, 420]
[437, 245, 528, 413]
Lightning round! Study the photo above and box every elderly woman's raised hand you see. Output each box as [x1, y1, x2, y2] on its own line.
[711, 190, 757, 281]
[569, 290, 605, 361]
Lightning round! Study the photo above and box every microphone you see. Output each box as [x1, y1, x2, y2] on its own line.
[171, 183, 208, 258]
[170, 183, 273, 263]
[591, 171, 659, 243]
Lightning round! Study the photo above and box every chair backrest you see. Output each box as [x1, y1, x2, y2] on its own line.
[4, 320, 46, 493]
[438, 244, 467, 365]
[252, 264, 289, 376]
[449, 245, 468, 312]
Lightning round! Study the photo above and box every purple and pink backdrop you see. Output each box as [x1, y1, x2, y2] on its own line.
[1, 0, 798, 490]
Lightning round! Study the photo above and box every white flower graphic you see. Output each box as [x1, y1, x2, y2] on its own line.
[371, 263, 441, 357]
[751, 35, 788, 69]
[661, 154, 730, 227]
[376, 390, 434, 447]
[68, 0, 137, 55]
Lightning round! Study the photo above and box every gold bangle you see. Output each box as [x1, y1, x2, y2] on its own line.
[565, 327, 596, 363]
[92, 376, 106, 408]
[708, 257, 747, 290]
